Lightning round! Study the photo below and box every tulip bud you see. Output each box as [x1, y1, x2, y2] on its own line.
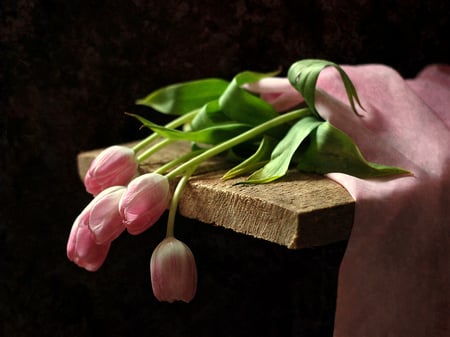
[67, 208, 111, 272]
[84, 145, 138, 196]
[89, 186, 127, 244]
[119, 173, 170, 235]
[150, 237, 197, 303]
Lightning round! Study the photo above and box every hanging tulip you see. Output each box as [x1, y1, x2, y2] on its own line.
[150, 237, 197, 303]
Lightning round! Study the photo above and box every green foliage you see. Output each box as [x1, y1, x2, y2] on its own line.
[128, 113, 251, 145]
[218, 71, 279, 126]
[190, 100, 228, 130]
[244, 114, 322, 183]
[136, 78, 229, 115]
[189, 70, 280, 132]
[131, 59, 408, 184]
[287, 59, 364, 118]
[296, 122, 410, 177]
[222, 135, 277, 180]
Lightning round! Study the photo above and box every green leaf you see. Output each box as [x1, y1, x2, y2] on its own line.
[287, 59, 364, 118]
[189, 100, 229, 131]
[222, 135, 277, 180]
[128, 112, 251, 145]
[136, 78, 229, 115]
[219, 71, 279, 126]
[244, 115, 322, 184]
[296, 122, 410, 177]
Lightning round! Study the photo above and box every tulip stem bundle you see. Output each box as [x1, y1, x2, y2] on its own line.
[154, 149, 205, 175]
[136, 138, 175, 163]
[132, 109, 199, 154]
[69, 59, 410, 303]
[163, 108, 309, 180]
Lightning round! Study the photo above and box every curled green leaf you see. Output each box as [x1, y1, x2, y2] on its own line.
[296, 122, 410, 178]
[287, 59, 364, 118]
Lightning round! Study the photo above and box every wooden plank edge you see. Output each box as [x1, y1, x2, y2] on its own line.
[77, 143, 355, 249]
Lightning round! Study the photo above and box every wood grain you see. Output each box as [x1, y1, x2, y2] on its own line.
[77, 141, 355, 249]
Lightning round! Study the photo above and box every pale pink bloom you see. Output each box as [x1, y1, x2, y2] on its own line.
[243, 77, 303, 112]
[119, 173, 170, 235]
[89, 186, 127, 244]
[150, 237, 197, 303]
[67, 208, 111, 272]
[84, 145, 138, 196]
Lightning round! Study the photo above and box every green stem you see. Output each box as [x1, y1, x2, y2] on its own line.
[165, 108, 310, 180]
[166, 166, 198, 237]
[154, 148, 206, 175]
[137, 138, 175, 163]
[132, 110, 199, 153]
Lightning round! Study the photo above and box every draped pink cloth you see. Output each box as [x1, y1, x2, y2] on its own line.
[315, 64, 450, 337]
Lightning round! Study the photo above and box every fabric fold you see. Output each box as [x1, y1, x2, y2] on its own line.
[314, 64, 450, 337]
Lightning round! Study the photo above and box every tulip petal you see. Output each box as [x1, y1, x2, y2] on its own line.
[89, 186, 126, 244]
[84, 145, 138, 195]
[67, 199, 111, 271]
[119, 173, 170, 235]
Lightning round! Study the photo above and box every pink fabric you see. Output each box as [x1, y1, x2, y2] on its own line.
[314, 64, 450, 336]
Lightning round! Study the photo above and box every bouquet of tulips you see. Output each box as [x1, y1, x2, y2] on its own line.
[67, 59, 408, 303]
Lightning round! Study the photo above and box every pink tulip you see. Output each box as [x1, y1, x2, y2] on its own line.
[119, 173, 170, 235]
[67, 208, 111, 272]
[84, 145, 138, 196]
[150, 237, 197, 303]
[88, 186, 127, 244]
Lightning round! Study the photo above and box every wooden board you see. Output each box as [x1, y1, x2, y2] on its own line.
[77, 141, 355, 249]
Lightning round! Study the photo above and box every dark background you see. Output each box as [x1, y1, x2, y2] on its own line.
[1, 0, 449, 336]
